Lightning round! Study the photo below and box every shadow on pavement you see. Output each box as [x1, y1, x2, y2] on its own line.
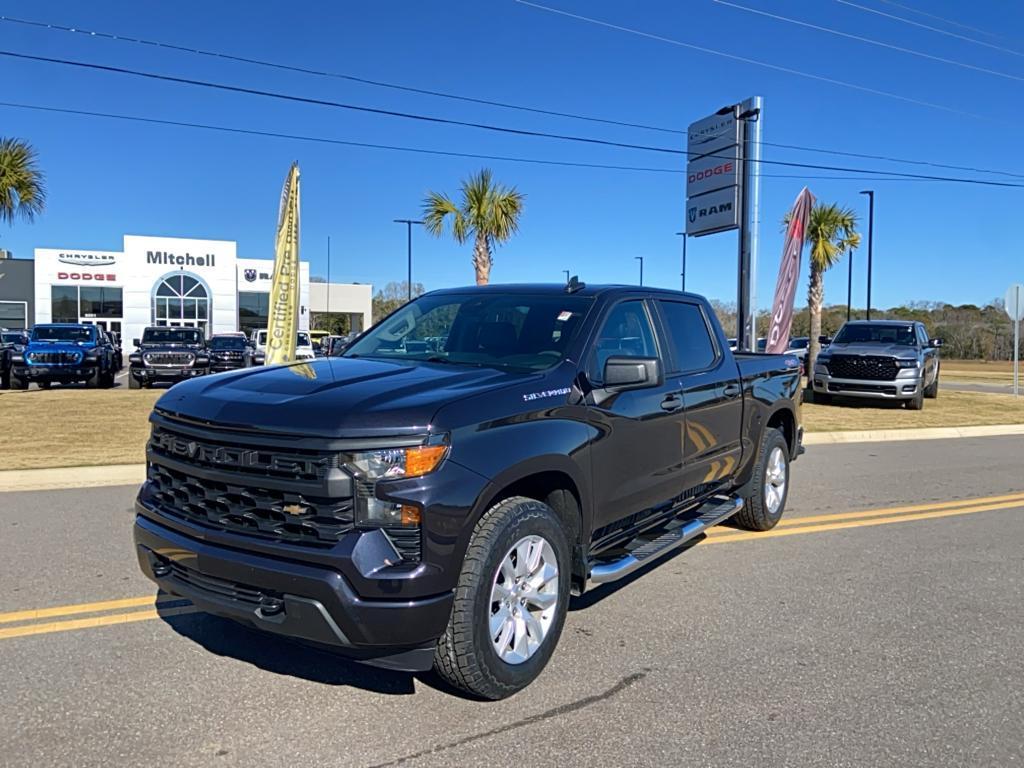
[159, 607, 420, 696]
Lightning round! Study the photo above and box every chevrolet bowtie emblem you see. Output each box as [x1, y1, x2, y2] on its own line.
[282, 504, 308, 516]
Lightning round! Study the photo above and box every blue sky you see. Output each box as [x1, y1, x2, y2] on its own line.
[2, 0, 1022, 310]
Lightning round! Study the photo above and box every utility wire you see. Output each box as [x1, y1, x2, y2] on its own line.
[836, 1, 1024, 57]
[3, 13, 1021, 179]
[872, 0, 1020, 45]
[714, 0, 1024, 81]
[514, 0, 1003, 123]
[4, 49, 1024, 188]
[0, 100, 947, 183]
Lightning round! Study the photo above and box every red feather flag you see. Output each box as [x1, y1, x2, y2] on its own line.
[766, 187, 815, 354]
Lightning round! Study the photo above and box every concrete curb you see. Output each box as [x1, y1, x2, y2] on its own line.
[0, 464, 146, 494]
[804, 423, 1024, 446]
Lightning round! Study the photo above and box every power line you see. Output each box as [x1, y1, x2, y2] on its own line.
[0, 13, 680, 137]
[5, 50, 1024, 188]
[714, 0, 1024, 82]
[4, 13, 1021, 180]
[514, 0, 1004, 123]
[872, 0, 1020, 45]
[0, 100, 1017, 187]
[836, 1, 1024, 57]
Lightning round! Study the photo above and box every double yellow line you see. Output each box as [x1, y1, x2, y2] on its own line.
[1, 491, 1021, 642]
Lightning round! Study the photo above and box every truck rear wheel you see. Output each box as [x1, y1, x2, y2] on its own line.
[735, 428, 790, 532]
[433, 496, 570, 700]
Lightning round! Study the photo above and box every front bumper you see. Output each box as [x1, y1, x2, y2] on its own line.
[134, 513, 454, 670]
[132, 366, 208, 381]
[812, 372, 922, 399]
[13, 364, 97, 381]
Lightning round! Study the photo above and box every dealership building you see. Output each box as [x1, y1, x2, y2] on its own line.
[23, 234, 370, 343]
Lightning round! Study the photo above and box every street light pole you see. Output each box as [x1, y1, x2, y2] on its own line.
[563, 270, 570, 284]
[635, 256, 644, 287]
[326, 235, 331, 315]
[859, 190, 874, 321]
[846, 246, 853, 322]
[674, 231, 687, 292]
[393, 219, 424, 302]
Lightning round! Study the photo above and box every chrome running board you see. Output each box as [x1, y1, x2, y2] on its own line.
[585, 496, 743, 589]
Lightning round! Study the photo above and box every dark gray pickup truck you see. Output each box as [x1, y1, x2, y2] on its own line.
[135, 283, 803, 698]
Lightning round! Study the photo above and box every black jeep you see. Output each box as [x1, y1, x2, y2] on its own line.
[129, 327, 211, 389]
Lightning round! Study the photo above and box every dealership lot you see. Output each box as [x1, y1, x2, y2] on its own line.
[1, 437, 1021, 767]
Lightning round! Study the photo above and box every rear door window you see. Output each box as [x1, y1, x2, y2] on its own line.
[657, 300, 719, 373]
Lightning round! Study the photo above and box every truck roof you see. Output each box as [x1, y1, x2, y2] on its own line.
[427, 283, 703, 301]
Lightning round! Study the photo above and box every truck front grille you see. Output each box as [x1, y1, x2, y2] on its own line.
[147, 462, 355, 546]
[27, 350, 83, 365]
[144, 351, 195, 367]
[826, 355, 898, 381]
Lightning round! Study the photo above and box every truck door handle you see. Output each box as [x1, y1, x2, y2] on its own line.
[661, 394, 683, 412]
[723, 383, 741, 398]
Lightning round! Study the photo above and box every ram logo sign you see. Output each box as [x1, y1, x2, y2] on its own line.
[685, 187, 739, 236]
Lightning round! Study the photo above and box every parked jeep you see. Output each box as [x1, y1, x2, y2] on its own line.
[812, 320, 941, 409]
[129, 326, 211, 389]
[10, 324, 116, 389]
[1, 329, 30, 389]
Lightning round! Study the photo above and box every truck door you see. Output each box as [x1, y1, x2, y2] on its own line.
[584, 299, 686, 534]
[654, 299, 743, 495]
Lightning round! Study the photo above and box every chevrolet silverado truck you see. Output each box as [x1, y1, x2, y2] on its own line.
[134, 284, 803, 699]
[208, 333, 262, 373]
[10, 323, 116, 389]
[129, 327, 211, 389]
[812, 319, 941, 410]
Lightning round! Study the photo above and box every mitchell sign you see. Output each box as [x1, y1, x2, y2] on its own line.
[146, 250, 218, 268]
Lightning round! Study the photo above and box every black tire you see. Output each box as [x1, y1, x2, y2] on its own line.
[129, 373, 141, 389]
[905, 389, 924, 410]
[0, 370, 9, 390]
[433, 496, 571, 700]
[923, 371, 939, 399]
[102, 370, 115, 388]
[735, 427, 791, 532]
[814, 391, 833, 405]
[37, 381, 52, 390]
[11, 376, 28, 390]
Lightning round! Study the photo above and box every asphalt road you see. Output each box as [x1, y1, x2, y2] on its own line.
[1, 437, 1022, 767]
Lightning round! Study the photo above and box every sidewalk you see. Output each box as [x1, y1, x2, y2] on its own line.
[803, 423, 1024, 446]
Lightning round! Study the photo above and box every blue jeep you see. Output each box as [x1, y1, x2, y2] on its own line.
[10, 323, 116, 389]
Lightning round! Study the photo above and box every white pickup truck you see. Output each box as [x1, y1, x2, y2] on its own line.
[250, 329, 316, 361]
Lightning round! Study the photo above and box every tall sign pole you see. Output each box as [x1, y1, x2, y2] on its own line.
[1007, 283, 1024, 397]
[685, 97, 761, 350]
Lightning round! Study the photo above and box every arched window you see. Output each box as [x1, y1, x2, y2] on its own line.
[152, 272, 210, 336]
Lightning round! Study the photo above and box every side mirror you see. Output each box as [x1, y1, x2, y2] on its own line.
[132, 338, 141, 347]
[818, 335, 832, 345]
[929, 338, 943, 348]
[603, 356, 662, 391]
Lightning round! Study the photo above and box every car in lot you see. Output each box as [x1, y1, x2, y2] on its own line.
[785, 336, 810, 362]
[251, 329, 316, 361]
[134, 283, 803, 699]
[129, 326, 211, 389]
[103, 330, 124, 372]
[9, 323, 117, 389]
[812, 319, 941, 409]
[208, 334, 262, 372]
[1, 329, 30, 389]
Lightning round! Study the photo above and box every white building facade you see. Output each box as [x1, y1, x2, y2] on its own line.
[32, 234, 368, 344]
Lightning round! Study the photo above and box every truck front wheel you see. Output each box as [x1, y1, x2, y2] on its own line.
[433, 496, 571, 700]
[735, 428, 790, 532]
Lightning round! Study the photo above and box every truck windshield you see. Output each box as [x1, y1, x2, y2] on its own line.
[31, 325, 95, 343]
[833, 324, 917, 345]
[210, 337, 247, 350]
[344, 292, 593, 371]
[143, 328, 204, 344]
[1, 332, 26, 344]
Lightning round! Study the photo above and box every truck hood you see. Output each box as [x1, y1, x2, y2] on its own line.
[155, 356, 537, 438]
[824, 343, 918, 360]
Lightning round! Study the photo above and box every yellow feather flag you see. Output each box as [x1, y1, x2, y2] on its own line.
[265, 162, 301, 366]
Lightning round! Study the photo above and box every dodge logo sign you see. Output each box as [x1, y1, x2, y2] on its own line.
[244, 269, 257, 282]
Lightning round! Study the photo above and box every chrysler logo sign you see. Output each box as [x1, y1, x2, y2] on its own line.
[58, 253, 117, 267]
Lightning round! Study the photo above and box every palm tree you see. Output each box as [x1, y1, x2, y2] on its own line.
[422, 168, 524, 285]
[800, 203, 861, 379]
[0, 138, 46, 225]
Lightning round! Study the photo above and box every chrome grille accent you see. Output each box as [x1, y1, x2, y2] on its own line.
[144, 351, 195, 367]
[27, 350, 83, 365]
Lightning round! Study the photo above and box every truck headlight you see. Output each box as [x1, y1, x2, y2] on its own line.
[129, 353, 142, 364]
[895, 359, 918, 369]
[345, 443, 448, 527]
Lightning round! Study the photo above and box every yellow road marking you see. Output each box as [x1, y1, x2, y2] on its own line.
[705, 499, 1022, 545]
[0, 492, 1021, 642]
[705, 490, 1024, 535]
[0, 605, 198, 641]
[0, 595, 181, 625]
